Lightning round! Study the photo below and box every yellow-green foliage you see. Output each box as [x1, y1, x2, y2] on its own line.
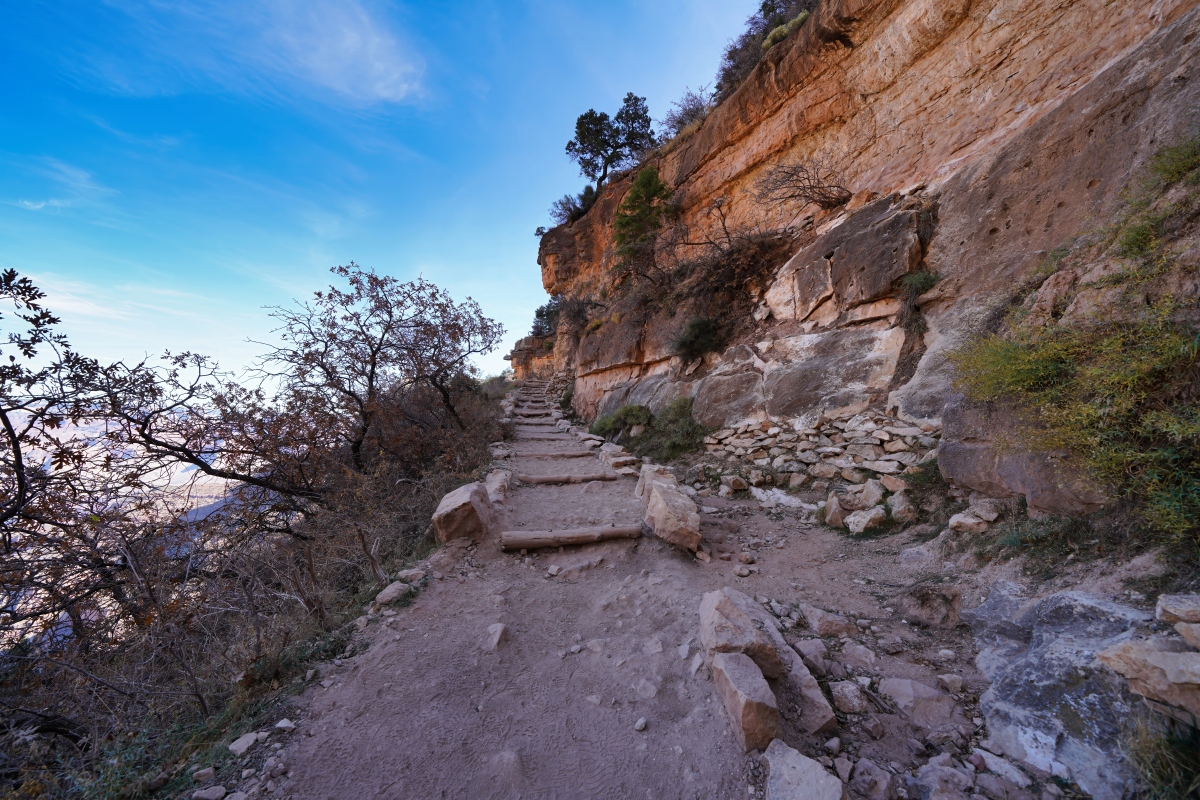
[950, 310, 1200, 537]
[762, 10, 810, 51]
[951, 136, 1200, 538]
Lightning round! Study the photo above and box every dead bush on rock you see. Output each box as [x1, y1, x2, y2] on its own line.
[755, 157, 852, 210]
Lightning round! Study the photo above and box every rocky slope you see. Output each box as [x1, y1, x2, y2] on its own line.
[524, 0, 1200, 515]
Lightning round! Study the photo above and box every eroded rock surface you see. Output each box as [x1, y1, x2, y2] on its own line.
[964, 583, 1149, 800]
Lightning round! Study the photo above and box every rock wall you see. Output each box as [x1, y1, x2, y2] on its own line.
[505, 335, 556, 380]
[522, 0, 1200, 513]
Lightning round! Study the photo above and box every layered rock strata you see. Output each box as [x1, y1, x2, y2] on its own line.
[517, 0, 1200, 513]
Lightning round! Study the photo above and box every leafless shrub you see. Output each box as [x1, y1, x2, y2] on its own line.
[660, 86, 713, 140]
[0, 265, 506, 797]
[755, 157, 852, 210]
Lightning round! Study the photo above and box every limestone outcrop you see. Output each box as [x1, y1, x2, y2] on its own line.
[963, 583, 1150, 799]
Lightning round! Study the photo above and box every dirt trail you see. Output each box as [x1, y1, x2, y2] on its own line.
[271, 382, 987, 800]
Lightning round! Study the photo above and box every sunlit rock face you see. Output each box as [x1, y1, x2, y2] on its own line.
[514, 0, 1200, 514]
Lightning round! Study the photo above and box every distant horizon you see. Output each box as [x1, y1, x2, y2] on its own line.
[1, 1, 753, 377]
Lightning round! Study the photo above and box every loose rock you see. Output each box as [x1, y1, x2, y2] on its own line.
[1157, 594, 1200, 624]
[484, 622, 507, 651]
[845, 506, 887, 534]
[830, 681, 871, 714]
[760, 739, 847, 800]
[432, 483, 491, 542]
[850, 758, 895, 800]
[227, 732, 258, 757]
[375, 581, 412, 606]
[711, 652, 782, 751]
[877, 678, 957, 730]
[798, 604, 858, 637]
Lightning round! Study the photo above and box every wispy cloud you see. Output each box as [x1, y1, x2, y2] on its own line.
[10, 159, 117, 213]
[37, 159, 118, 199]
[86, 0, 423, 106]
[257, 1, 422, 103]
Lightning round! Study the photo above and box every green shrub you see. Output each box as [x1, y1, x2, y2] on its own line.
[590, 399, 710, 462]
[613, 166, 674, 283]
[1116, 213, 1166, 258]
[591, 404, 652, 439]
[949, 310, 1200, 538]
[1149, 137, 1200, 185]
[901, 270, 939, 298]
[674, 317, 725, 362]
[643, 398, 711, 462]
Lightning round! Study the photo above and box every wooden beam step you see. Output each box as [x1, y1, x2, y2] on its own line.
[517, 473, 618, 484]
[500, 525, 642, 551]
[514, 451, 595, 459]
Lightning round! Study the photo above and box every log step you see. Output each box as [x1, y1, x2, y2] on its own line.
[517, 473, 618, 484]
[514, 451, 595, 459]
[500, 525, 643, 551]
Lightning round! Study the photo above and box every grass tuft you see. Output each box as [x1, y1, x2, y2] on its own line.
[1126, 712, 1200, 799]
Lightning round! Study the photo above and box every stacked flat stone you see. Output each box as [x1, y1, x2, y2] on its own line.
[702, 408, 939, 479]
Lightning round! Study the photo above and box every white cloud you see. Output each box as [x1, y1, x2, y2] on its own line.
[257, 1, 421, 103]
[92, 0, 423, 106]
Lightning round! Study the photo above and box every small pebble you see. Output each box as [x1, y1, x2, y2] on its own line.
[634, 717, 647, 732]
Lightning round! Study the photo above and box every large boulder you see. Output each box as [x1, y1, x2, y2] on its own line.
[700, 588, 836, 735]
[644, 481, 701, 551]
[937, 398, 1107, 516]
[432, 482, 491, 543]
[760, 739, 848, 800]
[963, 583, 1150, 800]
[711, 653, 781, 751]
[700, 588, 786, 678]
[1097, 638, 1200, 719]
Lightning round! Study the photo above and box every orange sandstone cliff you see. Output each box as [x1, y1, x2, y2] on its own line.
[521, 0, 1200, 514]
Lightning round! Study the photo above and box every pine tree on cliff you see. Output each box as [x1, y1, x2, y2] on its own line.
[565, 93, 656, 193]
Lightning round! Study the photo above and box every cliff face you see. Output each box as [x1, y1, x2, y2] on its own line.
[528, 0, 1200, 514]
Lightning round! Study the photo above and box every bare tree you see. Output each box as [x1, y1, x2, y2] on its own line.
[755, 156, 852, 210]
[0, 265, 508, 792]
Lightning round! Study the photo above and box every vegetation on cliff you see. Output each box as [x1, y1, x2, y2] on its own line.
[714, 0, 819, 100]
[949, 137, 1200, 540]
[564, 93, 656, 194]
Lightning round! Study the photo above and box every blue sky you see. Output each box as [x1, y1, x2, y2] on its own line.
[0, 1, 752, 376]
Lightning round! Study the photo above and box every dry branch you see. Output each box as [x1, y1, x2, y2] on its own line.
[755, 157, 851, 209]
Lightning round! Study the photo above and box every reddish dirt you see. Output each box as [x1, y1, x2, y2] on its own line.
[269, 385, 988, 800]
